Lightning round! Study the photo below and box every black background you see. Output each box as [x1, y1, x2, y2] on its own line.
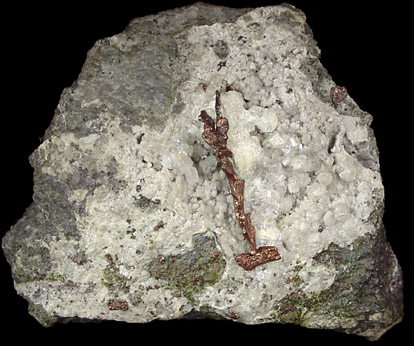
[1, 1, 410, 344]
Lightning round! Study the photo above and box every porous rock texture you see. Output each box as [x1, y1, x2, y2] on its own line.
[2, 2, 403, 340]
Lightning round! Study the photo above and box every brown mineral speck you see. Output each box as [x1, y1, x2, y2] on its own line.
[72, 255, 84, 265]
[153, 221, 165, 231]
[108, 299, 129, 311]
[230, 311, 240, 319]
[171, 291, 181, 298]
[331, 86, 347, 106]
[199, 83, 208, 91]
[210, 252, 220, 260]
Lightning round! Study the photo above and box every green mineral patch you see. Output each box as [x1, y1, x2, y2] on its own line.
[28, 303, 60, 327]
[271, 229, 403, 339]
[145, 233, 226, 300]
[129, 285, 146, 307]
[102, 254, 130, 293]
[2, 204, 58, 284]
[212, 40, 229, 59]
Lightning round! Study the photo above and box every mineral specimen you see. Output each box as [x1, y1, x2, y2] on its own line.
[2, 2, 403, 340]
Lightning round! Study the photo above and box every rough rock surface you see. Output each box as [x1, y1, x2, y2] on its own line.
[2, 2, 403, 340]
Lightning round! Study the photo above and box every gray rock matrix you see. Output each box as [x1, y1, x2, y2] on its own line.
[2, 2, 403, 340]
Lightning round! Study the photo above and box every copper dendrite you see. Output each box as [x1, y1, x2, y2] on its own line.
[199, 91, 281, 271]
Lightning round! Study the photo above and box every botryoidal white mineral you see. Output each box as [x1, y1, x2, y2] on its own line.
[2, 2, 402, 340]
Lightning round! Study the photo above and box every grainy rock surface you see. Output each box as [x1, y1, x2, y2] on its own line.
[2, 2, 403, 340]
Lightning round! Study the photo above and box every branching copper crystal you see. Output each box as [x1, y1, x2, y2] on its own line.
[199, 91, 281, 271]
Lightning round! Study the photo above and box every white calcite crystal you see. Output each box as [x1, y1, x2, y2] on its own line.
[2, 2, 402, 340]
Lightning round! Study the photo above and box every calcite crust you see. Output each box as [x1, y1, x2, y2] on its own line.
[2, 2, 402, 340]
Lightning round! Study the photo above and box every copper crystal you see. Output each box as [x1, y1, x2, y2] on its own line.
[199, 91, 281, 271]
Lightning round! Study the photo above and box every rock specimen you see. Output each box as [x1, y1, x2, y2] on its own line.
[2, 2, 403, 340]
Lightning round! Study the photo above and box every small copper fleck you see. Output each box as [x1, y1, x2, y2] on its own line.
[296, 289, 306, 297]
[199, 83, 208, 91]
[210, 252, 220, 260]
[153, 221, 165, 231]
[318, 225, 324, 233]
[281, 305, 296, 313]
[107, 299, 129, 311]
[229, 311, 240, 319]
[331, 86, 347, 106]
[171, 291, 181, 298]
[72, 255, 83, 265]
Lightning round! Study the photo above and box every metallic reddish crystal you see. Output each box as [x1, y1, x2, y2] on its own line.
[199, 91, 281, 271]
